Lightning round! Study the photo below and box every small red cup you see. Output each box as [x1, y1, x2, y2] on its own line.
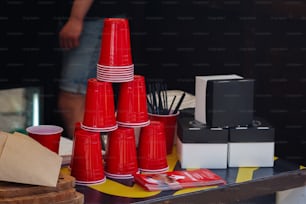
[70, 123, 106, 185]
[138, 121, 168, 173]
[116, 75, 149, 127]
[104, 127, 138, 179]
[26, 125, 63, 153]
[98, 18, 132, 66]
[82, 78, 117, 132]
[148, 112, 179, 154]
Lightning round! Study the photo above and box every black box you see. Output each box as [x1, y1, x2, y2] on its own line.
[206, 79, 254, 128]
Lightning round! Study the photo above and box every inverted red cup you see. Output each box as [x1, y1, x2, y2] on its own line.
[98, 18, 132, 66]
[26, 125, 63, 153]
[70, 122, 106, 185]
[138, 121, 168, 173]
[116, 75, 149, 127]
[104, 127, 138, 179]
[148, 112, 179, 154]
[82, 78, 117, 132]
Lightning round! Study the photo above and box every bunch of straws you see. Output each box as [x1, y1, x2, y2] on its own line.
[146, 82, 185, 115]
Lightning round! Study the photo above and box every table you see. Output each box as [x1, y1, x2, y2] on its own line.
[66, 147, 306, 204]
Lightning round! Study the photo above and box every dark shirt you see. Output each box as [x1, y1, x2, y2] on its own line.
[57, 0, 128, 21]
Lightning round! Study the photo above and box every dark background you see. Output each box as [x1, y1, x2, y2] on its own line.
[1, 1, 306, 165]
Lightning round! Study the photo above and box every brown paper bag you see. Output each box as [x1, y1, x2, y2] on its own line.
[0, 131, 62, 187]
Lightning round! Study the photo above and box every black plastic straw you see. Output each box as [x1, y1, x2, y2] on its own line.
[173, 92, 186, 114]
[168, 95, 176, 114]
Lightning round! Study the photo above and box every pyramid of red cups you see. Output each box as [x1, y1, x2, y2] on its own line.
[70, 18, 169, 185]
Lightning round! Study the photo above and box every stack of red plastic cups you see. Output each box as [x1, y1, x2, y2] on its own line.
[96, 18, 134, 82]
[70, 18, 169, 183]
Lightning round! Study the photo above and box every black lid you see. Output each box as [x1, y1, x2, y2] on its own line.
[177, 116, 228, 143]
[229, 118, 275, 142]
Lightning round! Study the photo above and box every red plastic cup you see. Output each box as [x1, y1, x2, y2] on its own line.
[104, 127, 138, 179]
[70, 122, 106, 185]
[98, 18, 132, 66]
[26, 125, 63, 153]
[116, 75, 149, 127]
[138, 121, 168, 173]
[82, 78, 117, 132]
[148, 112, 180, 154]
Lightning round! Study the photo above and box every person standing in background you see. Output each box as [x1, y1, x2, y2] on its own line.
[57, 0, 128, 138]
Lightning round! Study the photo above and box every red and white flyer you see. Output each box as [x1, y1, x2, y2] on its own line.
[134, 169, 226, 191]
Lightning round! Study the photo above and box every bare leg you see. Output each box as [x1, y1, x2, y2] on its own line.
[58, 90, 85, 139]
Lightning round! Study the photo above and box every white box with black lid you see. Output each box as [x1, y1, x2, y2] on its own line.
[195, 74, 243, 126]
[176, 116, 228, 169]
[228, 119, 275, 167]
